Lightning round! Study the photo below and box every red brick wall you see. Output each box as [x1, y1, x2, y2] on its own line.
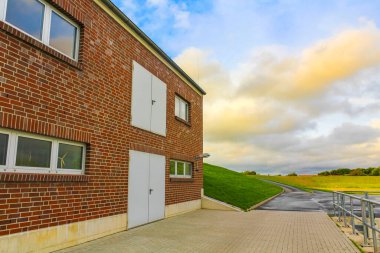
[0, 0, 203, 236]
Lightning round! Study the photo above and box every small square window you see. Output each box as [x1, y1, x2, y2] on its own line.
[6, 0, 45, 40]
[3, 0, 80, 61]
[175, 96, 189, 122]
[16, 136, 52, 168]
[0, 133, 9, 166]
[170, 160, 192, 178]
[57, 143, 83, 170]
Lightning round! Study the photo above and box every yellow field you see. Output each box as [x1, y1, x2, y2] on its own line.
[255, 175, 380, 192]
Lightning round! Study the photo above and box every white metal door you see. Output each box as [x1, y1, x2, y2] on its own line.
[131, 61, 152, 132]
[151, 76, 167, 136]
[148, 153, 166, 222]
[128, 150, 150, 229]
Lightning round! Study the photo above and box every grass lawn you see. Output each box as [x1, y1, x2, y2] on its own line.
[255, 175, 380, 192]
[203, 163, 283, 210]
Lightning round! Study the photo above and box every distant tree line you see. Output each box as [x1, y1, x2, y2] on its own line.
[242, 170, 257, 175]
[241, 170, 298, 176]
[318, 167, 380, 176]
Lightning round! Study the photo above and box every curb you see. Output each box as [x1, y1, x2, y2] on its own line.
[202, 196, 243, 212]
[247, 188, 285, 211]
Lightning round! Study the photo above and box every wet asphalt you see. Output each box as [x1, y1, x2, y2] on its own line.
[257, 180, 380, 216]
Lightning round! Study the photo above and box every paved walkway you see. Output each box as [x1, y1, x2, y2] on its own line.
[258, 180, 380, 216]
[57, 209, 359, 253]
[257, 180, 334, 213]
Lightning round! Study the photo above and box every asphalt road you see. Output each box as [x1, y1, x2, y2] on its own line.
[257, 180, 334, 213]
[257, 180, 380, 216]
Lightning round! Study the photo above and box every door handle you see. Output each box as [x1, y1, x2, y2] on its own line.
[149, 189, 153, 195]
[152, 100, 156, 105]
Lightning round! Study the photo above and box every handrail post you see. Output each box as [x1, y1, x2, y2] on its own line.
[338, 193, 342, 222]
[333, 192, 336, 217]
[350, 197, 356, 235]
[342, 195, 347, 227]
[369, 204, 378, 253]
[362, 200, 369, 246]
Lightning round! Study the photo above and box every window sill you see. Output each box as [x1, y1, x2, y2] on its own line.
[170, 177, 194, 183]
[0, 172, 89, 182]
[175, 116, 191, 127]
[0, 21, 82, 70]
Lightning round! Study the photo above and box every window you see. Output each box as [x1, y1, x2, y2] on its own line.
[16, 137, 52, 168]
[175, 96, 189, 122]
[0, 0, 80, 60]
[57, 143, 83, 170]
[170, 160, 192, 178]
[50, 10, 77, 59]
[0, 133, 9, 166]
[0, 128, 86, 174]
[5, 0, 45, 40]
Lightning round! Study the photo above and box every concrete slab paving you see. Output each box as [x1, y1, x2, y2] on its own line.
[56, 209, 359, 253]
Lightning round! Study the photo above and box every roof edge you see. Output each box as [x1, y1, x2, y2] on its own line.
[100, 0, 207, 95]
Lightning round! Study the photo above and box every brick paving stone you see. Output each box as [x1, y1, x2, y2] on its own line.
[56, 210, 360, 253]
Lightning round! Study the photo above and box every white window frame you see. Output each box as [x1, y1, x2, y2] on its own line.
[0, 128, 86, 175]
[0, 0, 80, 60]
[170, 160, 192, 178]
[175, 96, 189, 122]
[0, 130, 10, 169]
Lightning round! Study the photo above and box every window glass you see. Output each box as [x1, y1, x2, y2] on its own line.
[57, 143, 82, 170]
[0, 134, 9, 165]
[6, 0, 45, 40]
[184, 103, 189, 121]
[185, 163, 192, 176]
[175, 97, 180, 117]
[177, 162, 184, 175]
[50, 11, 77, 58]
[175, 96, 189, 122]
[170, 161, 175, 175]
[179, 100, 186, 120]
[16, 136, 52, 168]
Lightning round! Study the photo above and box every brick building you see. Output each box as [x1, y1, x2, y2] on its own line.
[0, 0, 206, 252]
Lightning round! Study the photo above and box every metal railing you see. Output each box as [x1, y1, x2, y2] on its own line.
[333, 191, 380, 253]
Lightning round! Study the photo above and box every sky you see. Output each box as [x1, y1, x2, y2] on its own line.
[113, 0, 380, 174]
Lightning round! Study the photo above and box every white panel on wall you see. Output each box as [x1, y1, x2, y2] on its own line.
[148, 153, 166, 223]
[131, 61, 152, 132]
[151, 76, 167, 136]
[128, 150, 150, 229]
[0, 0, 6, 20]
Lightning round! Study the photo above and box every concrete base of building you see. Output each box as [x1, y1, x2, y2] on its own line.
[0, 199, 204, 253]
[201, 196, 241, 211]
[165, 199, 202, 218]
[0, 213, 127, 253]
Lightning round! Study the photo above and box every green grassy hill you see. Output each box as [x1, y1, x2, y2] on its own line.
[203, 163, 282, 210]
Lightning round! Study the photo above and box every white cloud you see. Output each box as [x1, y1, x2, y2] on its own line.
[175, 24, 380, 173]
[171, 5, 190, 28]
[147, 0, 167, 7]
